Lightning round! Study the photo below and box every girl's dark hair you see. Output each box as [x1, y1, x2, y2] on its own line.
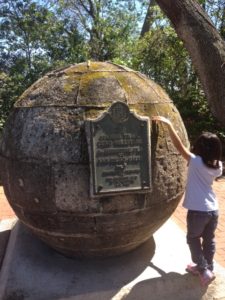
[192, 132, 222, 169]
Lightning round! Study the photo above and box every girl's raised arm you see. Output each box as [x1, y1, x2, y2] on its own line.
[152, 116, 191, 161]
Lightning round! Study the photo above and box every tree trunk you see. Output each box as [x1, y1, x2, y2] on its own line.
[140, 0, 156, 38]
[155, 0, 225, 125]
[220, 4, 225, 39]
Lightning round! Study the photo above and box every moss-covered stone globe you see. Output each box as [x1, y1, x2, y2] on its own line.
[0, 61, 188, 257]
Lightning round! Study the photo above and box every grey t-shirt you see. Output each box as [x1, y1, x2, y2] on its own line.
[183, 154, 223, 211]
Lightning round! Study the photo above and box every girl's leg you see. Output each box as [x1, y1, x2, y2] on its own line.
[186, 210, 211, 272]
[202, 211, 218, 271]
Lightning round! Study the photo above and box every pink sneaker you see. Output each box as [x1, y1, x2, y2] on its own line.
[186, 263, 199, 275]
[199, 269, 216, 286]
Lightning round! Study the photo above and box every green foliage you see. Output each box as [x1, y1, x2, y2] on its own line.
[0, 72, 18, 128]
[0, 0, 86, 130]
[131, 22, 225, 145]
[55, 0, 141, 61]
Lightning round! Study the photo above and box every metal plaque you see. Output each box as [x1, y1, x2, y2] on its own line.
[85, 102, 151, 197]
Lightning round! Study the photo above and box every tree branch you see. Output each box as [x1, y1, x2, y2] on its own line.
[155, 0, 225, 125]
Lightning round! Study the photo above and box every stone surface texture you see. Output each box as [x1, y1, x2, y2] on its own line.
[0, 61, 188, 257]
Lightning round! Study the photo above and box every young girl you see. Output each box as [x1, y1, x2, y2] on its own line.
[152, 116, 223, 287]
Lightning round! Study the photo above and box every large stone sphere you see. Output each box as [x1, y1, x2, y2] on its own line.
[0, 61, 188, 257]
